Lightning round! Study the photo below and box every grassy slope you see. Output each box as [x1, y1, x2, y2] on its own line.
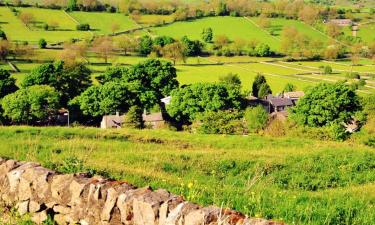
[0, 126, 374, 225]
[0, 7, 91, 43]
[249, 17, 329, 43]
[69, 11, 138, 34]
[150, 17, 281, 50]
[16, 7, 77, 30]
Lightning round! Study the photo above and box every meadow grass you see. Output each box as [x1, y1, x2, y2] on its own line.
[0, 126, 374, 225]
[137, 14, 175, 25]
[69, 11, 138, 34]
[249, 17, 329, 43]
[149, 17, 281, 50]
[16, 7, 78, 30]
[0, 7, 91, 43]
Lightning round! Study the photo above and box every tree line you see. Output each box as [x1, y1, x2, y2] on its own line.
[0, 58, 371, 142]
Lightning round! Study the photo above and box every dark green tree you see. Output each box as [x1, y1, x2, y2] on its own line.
[201, 27, 213, 43]
[255, 43, 271, 57]
[252, 74, 267, 97]
[122, 59, 179, 110]
[72, 82, 135, 117]
[96, 67, 127, 84]
[0, 69, 18, 98]
[38, 38, 47, 49]
[153, 36, 174, 47]
[0, 30, 7, 40]
[283, 83, 296, 92]
[22, 61, 92, 106]
[167, 83, 242, 123]
[139, 35, 153, 56]
[258, 83, 272, 98]
[1, 85, 59, 124]
[290, 82, 361, 127]
[181, 36, 203, 56]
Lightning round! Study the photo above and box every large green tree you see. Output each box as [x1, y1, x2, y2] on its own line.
[252, 74, 269, 97]
[122, 59, 179, 110]
[73, 81, 135, 117]
[0, 69, 18, 98]
[22, 61, 92, 106]
[167, 83, 242, 123]
[139, 35, 153, 56]
[1, 85, 59, 124]
[290, 82, 361, 127]
[201, 27, 213, 43]
[96, 67, 127, 84]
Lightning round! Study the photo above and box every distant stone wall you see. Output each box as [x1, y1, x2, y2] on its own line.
[0, 158, 282, 225]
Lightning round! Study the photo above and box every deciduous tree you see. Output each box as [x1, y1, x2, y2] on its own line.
[1, 85, 60, 124]
[290, 82, 361, 127]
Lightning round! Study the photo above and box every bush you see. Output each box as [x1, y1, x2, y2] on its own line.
[329, 122, 349, 141]
[76, 23, 90, 31]
[38, 38, 47, 49]
[195, 110, 244, 134]
[244, 106, 268, 133]
[124, 105, 144, 129]
[265, 118, 286, 137]
[324, 65, 333, 74]
[346, 72, 360, 79]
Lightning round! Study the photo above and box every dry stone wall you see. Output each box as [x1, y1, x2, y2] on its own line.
[0, 158, 282, 225]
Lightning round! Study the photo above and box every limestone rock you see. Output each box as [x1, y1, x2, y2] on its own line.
[17, 200, 29, 216]
[101, 187, 119, 222]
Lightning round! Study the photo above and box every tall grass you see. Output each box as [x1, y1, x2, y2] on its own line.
[0, 126, 374, 224]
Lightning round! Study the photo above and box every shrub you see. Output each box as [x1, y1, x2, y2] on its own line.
[0, 30, 7, 40]
[38, 38, 47, 49]
[265, 118, 286, 137]
[329, 122, 349, 141]
[324, 65, 333, 74]
[346, 72, 360, 79]
[43, 23, 49, 31]
[195, 110, 244, 134]
[76, 23, 90, 31]
[124, 105, 144, 129]
[244, 106, 268, 133]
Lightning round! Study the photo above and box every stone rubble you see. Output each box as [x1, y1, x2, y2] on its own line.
[0, 157, 284, 225]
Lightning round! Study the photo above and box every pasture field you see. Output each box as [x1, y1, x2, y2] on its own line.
[0, 7, 91, 43]
[149, 17, 281, 50]
[16, 7, 77, 31]
[249, 17, 329, 43]
[69, 11, 139, 34]
[137, 14, 175, 25]
[5, 53, 375, 94]
[356, 23, 375, 44]
[0, 126, 374, 225]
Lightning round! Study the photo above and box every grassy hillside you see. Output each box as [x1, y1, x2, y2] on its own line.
[0, 7, 91, 43]
[0, 126, 374, 225]
[150, 17, 281, 50]
[69, 11, 139, 34]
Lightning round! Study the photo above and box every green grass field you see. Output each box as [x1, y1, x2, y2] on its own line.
[0, 126, 373, 225]
[249, 17, 329, 43]
[150, 17, 281, 50]
[5, 53, 375, 94]
[69, 11, 138, 34]
[0, 7, 91, 43]
[16, 7, 77, 30]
